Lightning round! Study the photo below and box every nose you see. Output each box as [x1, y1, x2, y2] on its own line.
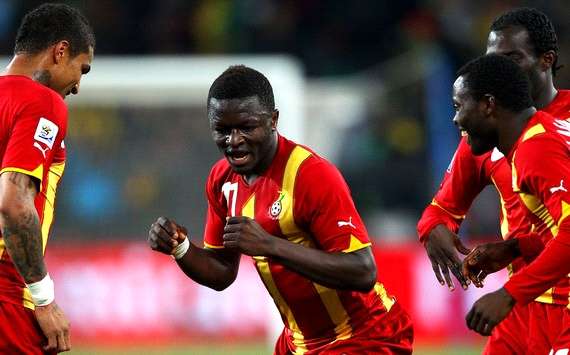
[227, 129, 244, 147]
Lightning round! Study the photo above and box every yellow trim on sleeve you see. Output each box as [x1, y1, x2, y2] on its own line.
[342, 235, 371, 253]
[0, 165, 44, 185]
[430, 199, 466, 220]
[203, 241, 224, 249]
[535, 288, 554, 304]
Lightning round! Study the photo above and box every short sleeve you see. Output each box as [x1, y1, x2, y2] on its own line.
[202, 166, 228, 249]
[294, 159, 370, 253]
[514, 135, 570, 225]
[1, 95, 67, 187]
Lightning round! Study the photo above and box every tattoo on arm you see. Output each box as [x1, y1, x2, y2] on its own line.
[0, 172, 45, 283]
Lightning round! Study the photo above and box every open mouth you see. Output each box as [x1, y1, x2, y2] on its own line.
[226, 151, 251, 166]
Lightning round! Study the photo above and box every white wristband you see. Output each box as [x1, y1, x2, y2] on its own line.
[172, 237, 190, 260]
[26, 273, 55, 306]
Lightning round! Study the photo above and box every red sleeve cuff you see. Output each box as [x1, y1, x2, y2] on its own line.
[504, 237, 570, 305]
[417, 203, 462, 243]
[516, 232, 544, 263]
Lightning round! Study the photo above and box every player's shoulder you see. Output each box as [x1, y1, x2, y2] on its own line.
[291, 142, 345, 185]
[544, 89, 570, 119]
[555, 89, 570, 105]
[516, 111, 566, 161]
[1, 76, 67, 121]
[208, 158, 232, 182]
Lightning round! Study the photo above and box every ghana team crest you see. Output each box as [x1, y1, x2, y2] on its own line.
[269, 192, 286, 219]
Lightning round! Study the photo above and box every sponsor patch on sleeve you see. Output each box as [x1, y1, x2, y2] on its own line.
[33, 117, 59, 149]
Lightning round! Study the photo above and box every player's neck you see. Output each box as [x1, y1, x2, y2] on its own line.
[533, 79, 558, 110]
[497, 107, 537, 156]
[242, 135, 279, 185]
[2, 54, 50, 81]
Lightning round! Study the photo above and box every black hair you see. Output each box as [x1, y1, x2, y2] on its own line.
[207, 65, 275, 111]
[491, 7, 560, 76]
[15, 3, 95, 57]
[457, 54, 533, 112]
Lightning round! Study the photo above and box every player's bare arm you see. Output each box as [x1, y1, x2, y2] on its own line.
[0, 172, 45, 282]
[424, 225, 471, 290]
[223, 216, 376, 292]
[149, 216, 240, 291]
[0, 172, 71, 352]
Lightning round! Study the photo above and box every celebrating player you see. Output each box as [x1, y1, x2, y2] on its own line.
[149, 65, 413, 354]
[0, 4, 94, 353]
[453, 54, 570, 353]
[417, 8, 568, 354]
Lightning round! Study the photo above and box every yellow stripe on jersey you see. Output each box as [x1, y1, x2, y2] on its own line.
[522, 124, 545, 142]
[244, 188, 308, 352]
[40, 162, 65, 252]
[241, 194, 255, 219]
[0, 165, 44, 189]
[313, 283, 352, 340]
[279, 146, 312, 236]
[430, 199, 466, 220]
[511, 154, 520, 192]
[558, 201, 570, 227]
[254, 256, 307, 355]
[374, 282, 395, 312]
[278, 146, 355, 346]
[342, 235, 371, 253]
[491, 177, 509, 238]
[519, 192, 558, 236]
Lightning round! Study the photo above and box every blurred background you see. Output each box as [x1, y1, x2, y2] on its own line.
[1, 0, 569, 354]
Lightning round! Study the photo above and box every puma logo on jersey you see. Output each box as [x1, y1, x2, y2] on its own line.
[338, 217, 355, 228]
[550, 180, 568, 194]
[33, 142, 49, 158]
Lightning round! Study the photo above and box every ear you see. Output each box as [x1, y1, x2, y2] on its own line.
[482, 94, 495, 116]
[52, 40, 71, 64]
[540, 50, 557, 72]
[271, 109, 279, 131]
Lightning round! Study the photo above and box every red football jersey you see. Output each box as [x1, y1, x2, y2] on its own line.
[204, 135, 396, 352]
[417, 90, 570, 278]
[0, 76, 67, 309]
[503, 109, 570, 306]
